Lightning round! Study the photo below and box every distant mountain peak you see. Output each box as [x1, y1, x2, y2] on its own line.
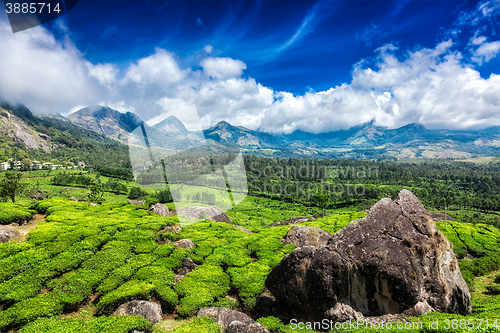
[153, 115, 188, 133]
[66, 105, 144, 142]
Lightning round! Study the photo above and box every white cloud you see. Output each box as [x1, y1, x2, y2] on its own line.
[204, 45, 214, 54]
[472, 40, 500, 64]
[0, 21, 104, 114]
[201, 57, 247, 80]
[1, 16, 500, 134]
[124, 48, 184, 85]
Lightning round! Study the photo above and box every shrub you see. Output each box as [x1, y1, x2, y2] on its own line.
[128, 187, 147, 200]
[257, 316, 287, 333]
[18, 314, 152, 333]
[97, 280, 155, 314]
[172, 317, 220, 333]
[228, 262, 271, 308]
[486, 284, 500, 295]
[0, 203, 34, 225]
[174, 265, 230, 317]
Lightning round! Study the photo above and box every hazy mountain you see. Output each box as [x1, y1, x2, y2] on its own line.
[0, 103, 132, 168]
[152, 116, 188, 133]
[3, 101, 500, 161]
[203, 121, 281, 147]
[67, 106, 144, 142]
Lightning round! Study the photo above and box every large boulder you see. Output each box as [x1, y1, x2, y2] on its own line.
[197, 307, 269, 333]
[173, 238, 196, 250]
[265, 190, 472, 323]
[177, 206, 232, 223]
[280, 225, 331, 247]
[197, 307, 252, 330]
[0, 226, 18, 243]
[226, 321, 270, 333]
[113, 300, 162, 323]
[148, 203, 169, 217]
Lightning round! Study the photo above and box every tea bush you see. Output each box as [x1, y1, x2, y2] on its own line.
[18, 315, 152, 333]
[171, 317, 220, 333]
[0, 202, 34, 225]
[174, 265, 230, 317]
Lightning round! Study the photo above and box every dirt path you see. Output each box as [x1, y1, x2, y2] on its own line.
[11, 214, 46, 242]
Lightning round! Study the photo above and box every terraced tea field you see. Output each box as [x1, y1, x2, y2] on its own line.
[0, 188, 499, 332]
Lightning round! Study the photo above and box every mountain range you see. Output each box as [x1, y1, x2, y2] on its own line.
[3, 103, 500, 160]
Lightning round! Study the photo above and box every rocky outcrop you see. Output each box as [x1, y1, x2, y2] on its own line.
[197, 307, 269, 333]
[0, 226, 18, 243]
[280, 225, 331, 247]
[113, 300, 162, 323]
[176, 206, 232, 223]
[173, 239, 196, 250]
[265, 190, 472, 323]
[68, 197, 78, 202]
[148, 203, 169, 217]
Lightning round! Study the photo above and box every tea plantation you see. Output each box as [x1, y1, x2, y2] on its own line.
[0, 179, 499, 332]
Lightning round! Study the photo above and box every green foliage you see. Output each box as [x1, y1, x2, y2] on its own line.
[18, 314, 152, 333]
[87, 178, 105, 204]
[0, 202, 34, 224]
[486, 284, 500, 295]
[171, 317, 220, 333]
[257, 316, 287, 333]
[228, 262, 271, 308]
[97, 280, 155, 314]
[0, 171, 27, 202]
[128, 186, 147, 199]
[103, 178, 128, 194]
[154, 189, 173, 203]
[174, 265, 230, 317]
[459, 255, 500, 278]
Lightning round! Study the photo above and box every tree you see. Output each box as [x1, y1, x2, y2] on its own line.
[87, 178, 105, 204]
[312, 185, 329, 213]
[128, 186, 147, 200]
[0, 171, 27, 203]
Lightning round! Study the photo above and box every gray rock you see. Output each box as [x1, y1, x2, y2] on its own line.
[128, 200, 145, 206]
[68, 197, 78, 202]
[177, 206, 232, 223]
[280, 225, 331, 247]
[267, 216, 315, 227]
[113, 300, 162, 323]
[173, 238, 196, 250]
[197, 307, 252, 330]
[159, 224, 182, 234]
[148, 203, 169, 217]
[265, 189, 472, 323]
[234, 225, 252, 234]
[89, 203, 100, 206]
[30, 192, 45, 201]
[176, 257, 198, 276]
[0, 226, 18, 243]
[173, 274, 185, 285]
[226, 321, 270, 333]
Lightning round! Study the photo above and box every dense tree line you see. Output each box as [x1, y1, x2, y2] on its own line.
[243, 155, 500, 215]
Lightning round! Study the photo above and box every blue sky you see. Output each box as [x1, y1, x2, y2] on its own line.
[1, 0, 500, 133]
